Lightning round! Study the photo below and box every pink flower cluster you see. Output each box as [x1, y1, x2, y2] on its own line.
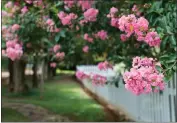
[94, 30, 108, 40]
[75, 71, 107, 86]
[25, 0, 44, 8]
[64, 0, 75, 8]
[58, 11, 78, 26]
[53, 44, 61, 53]
[84, 33, 93, 43]
[123, 57, 165, 95]
[83, 46, 89, 53]
[117, 14, 161, 47]
[77, 1, 94, 11]
[11, 24, 20, 32]
[83, 8, 99, 22]
[132, 5, 141, 16]
[98, 61, 113, 70]
[92, 74, 107, 86]
[55, 52, 65, 60]
[107, 7, 118, 18]
[52, 44, 65, 60]
[46, 19, 60, 33]
[50, 62, 57, 68]
[21, 6, 28, 14]
[6, 41, 23, 61]
[76, 71, 90, 80]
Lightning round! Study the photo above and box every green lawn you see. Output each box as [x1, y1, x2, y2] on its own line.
[2, 76, 108, 122]
[1, 108, 30, 122]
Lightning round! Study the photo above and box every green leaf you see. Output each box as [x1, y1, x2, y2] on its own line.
[60, 30, 66, 38]
[55, 33, 60, 42]
[156, 65, 162, 73]
[170, 35, 176, 46]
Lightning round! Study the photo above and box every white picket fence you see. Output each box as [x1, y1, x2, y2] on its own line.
[76, 65, 176, 122]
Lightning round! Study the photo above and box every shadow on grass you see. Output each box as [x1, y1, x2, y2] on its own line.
[2, 77, 107, 122]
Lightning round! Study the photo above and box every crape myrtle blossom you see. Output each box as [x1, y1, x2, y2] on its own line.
[6, 41, 23, 61]
[11, 24, 20, 32]
[50, 62, 57, 68]
[123, 57, 165, 95]
[53, 44, 61, 53]
[117, 14, 161, 47]
[84, 33, 93, 43]
[83, 46, 89, 53]
[77, 1, 94, 11]
[46, 19, 55, 26]
[98, 61, 113, 70]
[91, 74, 107, 86]
[55, 52, 65, 60]
[21, 6, 28, 14]
[75, 71, 107, 86]
[107, 7, 118, 18]
[64, 0, 75, 8]
[75, 71, 90, 80]
[83, 8, 99, 22]
[58, 11, 78, 26]
[94, 30, 108, 40]
[5, 1, 13, 9]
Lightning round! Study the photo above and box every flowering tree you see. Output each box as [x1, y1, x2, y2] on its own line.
[2, 0, 176, 95]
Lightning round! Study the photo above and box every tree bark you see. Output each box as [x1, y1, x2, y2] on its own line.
[32, 61, 38, 88]
[40, 60, 44, 98]
[8, 58, 14, 92]
[13, 60, 25, 93]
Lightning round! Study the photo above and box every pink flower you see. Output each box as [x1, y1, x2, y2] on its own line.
[120, 34, 127, 42]
[6, 42, 23, 61]
[98, 61, 113, 71]
[83, 46, 89, 53]
[76, 71, 89, 80]
[77, 1, 94, 11]
[25, 0, 33, 4]
[107, 7, 118, 18]
[58, 12, 77, 26]
[2, 49, 6, 55]
[55, 52, 65, 60]
[50, 62, 57, 68]
[2, 11, 8, 17]
[123, 57, 165, 95]
[110, 7, 118, 14]
[53, 44, 61, 53]
[91, 74, 107, 86]
[118, 14, 137, 37]
[64, 0, 75, 8]
[84, 8, 99, 22]
[132, 5, 138, 12]
[95, 30, 108, 40]
[84, 33, 93, 43]
[5, 1, 13, 8]
[11, 24, 20, 32]
[145, 31, 161, 47]
[46, 19, 54, 26]
[110, 18, 119, 28]
[21, 6, 28, 14]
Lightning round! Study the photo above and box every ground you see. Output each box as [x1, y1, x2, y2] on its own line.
[1, 74, 120, 122]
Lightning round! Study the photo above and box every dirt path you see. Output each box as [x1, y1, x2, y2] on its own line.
[2, 102, 71, 122]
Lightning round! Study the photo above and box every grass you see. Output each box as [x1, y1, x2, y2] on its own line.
[1, 108, 30, 122]
[2, 76, 107, 122]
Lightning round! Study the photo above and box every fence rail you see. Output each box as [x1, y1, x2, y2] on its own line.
[76, 65, 176, 122]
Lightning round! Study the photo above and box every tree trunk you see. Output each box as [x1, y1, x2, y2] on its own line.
[13, 60, 25, 93]
[44, 60, 48, 80]
[32, 61, 38, 88]
[8, 58, 14, 92]
[40, 60, 44, 98]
